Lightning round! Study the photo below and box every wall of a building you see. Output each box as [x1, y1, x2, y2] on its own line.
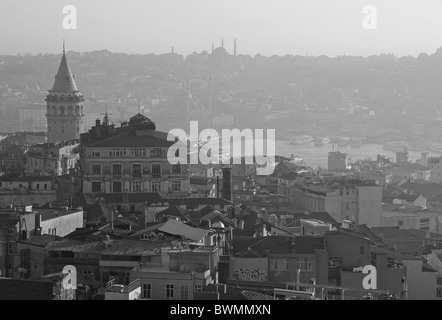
[40, 210, 84, 237]
[402, 259, 437, 300]
[0, 193, 57, 207]
[357, 185, 382, 227]
[325, 233, 371, 270]
[229, 257, 268, 282]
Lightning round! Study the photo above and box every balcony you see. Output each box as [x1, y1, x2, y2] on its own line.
[152, 173, 162, 179]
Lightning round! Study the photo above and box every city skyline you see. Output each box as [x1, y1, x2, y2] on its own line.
[2, 0, 442, 57]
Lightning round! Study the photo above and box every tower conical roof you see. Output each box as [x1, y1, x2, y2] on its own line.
[50, 52, 79, 93]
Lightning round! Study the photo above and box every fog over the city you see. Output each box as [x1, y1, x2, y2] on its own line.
[2, 0, 442, 57]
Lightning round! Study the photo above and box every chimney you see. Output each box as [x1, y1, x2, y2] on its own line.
[95, 119, 100, 127]
[222, 167, 232, 202]
[35, 214, 42, 235]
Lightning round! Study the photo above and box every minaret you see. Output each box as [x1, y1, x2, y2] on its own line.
[234, 38, 237, 56]
[46, 41, 85, 143]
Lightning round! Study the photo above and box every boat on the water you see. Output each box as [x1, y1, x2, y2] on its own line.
[314, 137, 331, 146]
[383, 141, 409, 152]
[290, 135, 314, 145]
[337, 137, 350, 147]
[430, 143, 442, 154]
[408, 142, 429, 152]
[350, 138, 364, 147]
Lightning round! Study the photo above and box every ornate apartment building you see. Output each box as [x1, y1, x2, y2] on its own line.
[80, 113, 190, 198]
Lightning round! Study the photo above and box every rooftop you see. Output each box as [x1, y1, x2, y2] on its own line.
[371, 227, 422, 242]
[130, 219, 209, 243]
[49, 52, 79, 93]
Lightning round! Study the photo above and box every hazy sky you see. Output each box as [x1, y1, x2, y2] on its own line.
[1, 0, 442, 57]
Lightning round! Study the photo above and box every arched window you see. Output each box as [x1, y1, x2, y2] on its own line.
[75, 105, 80, 115]
[47, 105, 51, 115]
[68, 105, 73, 115]
[80, 106, 83, 115]
[60, 105, 65, 115]
[52, 106, 57, 115]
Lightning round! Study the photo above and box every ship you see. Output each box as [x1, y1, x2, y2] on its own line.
[429, 143, 442, 154]
[350, 138, 364, 147]
[408, 142, 429, 152]
[290, 135, 314, 145]
[383, 141, 409, 152]
[337, 137, 350, 147]
[314, 137, 331, 146]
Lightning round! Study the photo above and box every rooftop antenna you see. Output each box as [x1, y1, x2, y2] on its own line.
[186, 72, 190, 114]
[221, 38, 224, 49]
[209, 75, 213, 113]
[137, 98, 141, 114]
[63, 38, 66, 54]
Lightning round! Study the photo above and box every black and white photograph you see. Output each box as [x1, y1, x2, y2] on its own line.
[0, 0, 442, 305]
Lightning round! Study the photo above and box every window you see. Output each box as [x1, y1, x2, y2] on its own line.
[270, 258, 290, 271]
[151, 148, 162, 158]
[180, 285, 189, 300]
[194, 285, 203, 293]
[360, 246, 365, 254]
[112, 164, 122, 175]
[142, 283, 152, 299]
[172, 164, 181, 174]
[328, 257, 342, 268]
[92, 164, 102, 174]
[132, 148, 146, 157]
[172, 181, 181, 192]
[151, 182, 161, 192]
[92, 151, 101, 157]
[132, 181, 142, 192]
[7, 228, 14, 235]
[109, 148, 126, 157]
[36, 184, 40, 189]
[8, 243, 13, 255]
[132, 164, 142, 175]
[44, 184, 47, 189]
[92, 182, 101, 193]
[295, 258, 312, 271]
[166, 284, 175, 298]
[152, 164, 161, 177]
[34, 263, 38, 270]
[398, 220, 403, 226]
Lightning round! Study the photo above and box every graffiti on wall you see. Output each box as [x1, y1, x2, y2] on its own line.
[234, 267, 266, 281]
